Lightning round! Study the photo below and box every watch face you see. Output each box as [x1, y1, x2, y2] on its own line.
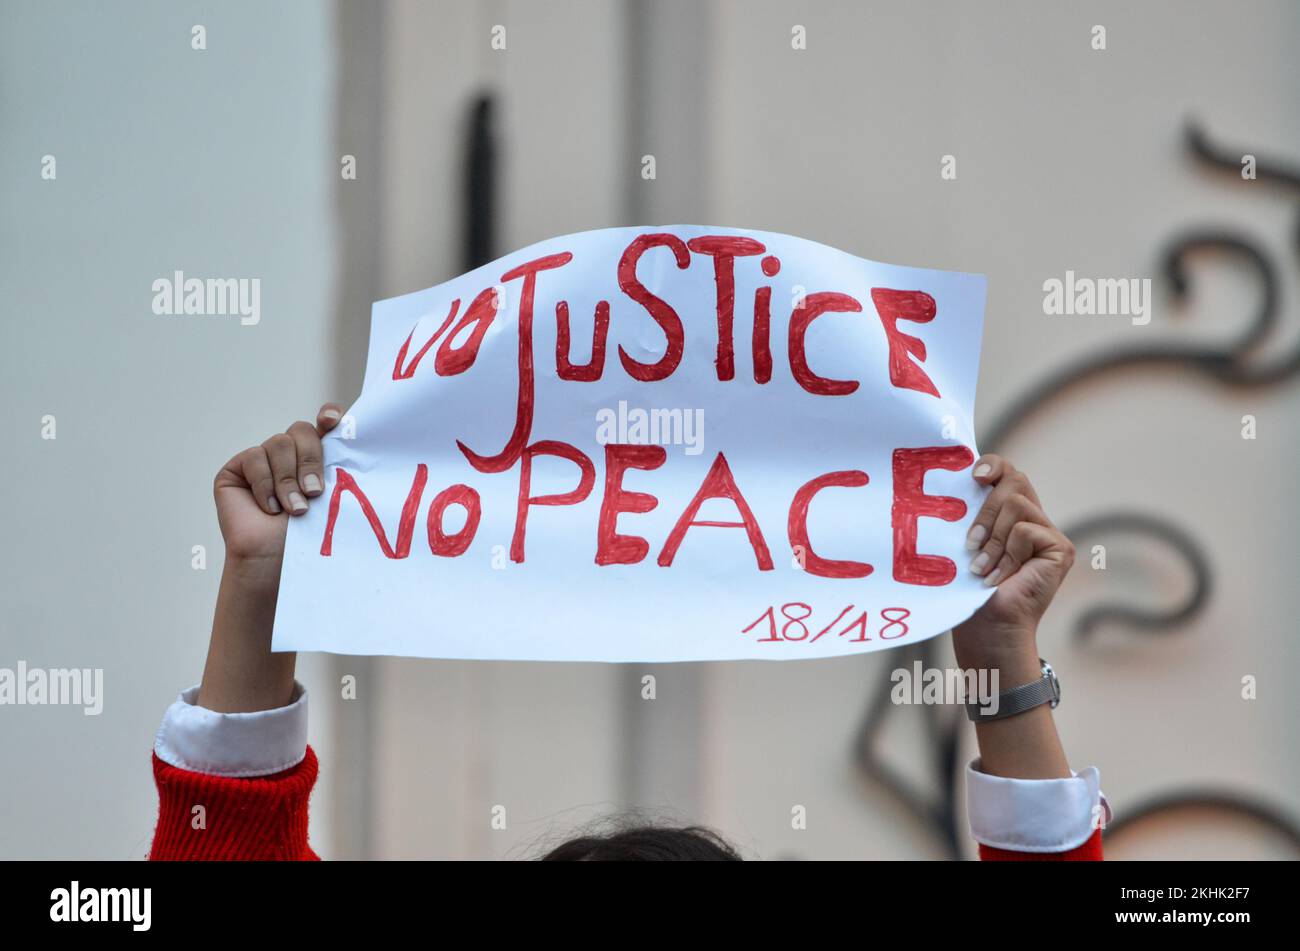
[1043, 662, 1061, 706]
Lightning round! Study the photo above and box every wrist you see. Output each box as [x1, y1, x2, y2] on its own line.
[200, 555, 293, 713]
[221, 553, 283, 597]
[952, 620, 1041, 684]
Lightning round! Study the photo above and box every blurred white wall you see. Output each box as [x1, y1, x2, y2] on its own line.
[0, 0, 340, 858]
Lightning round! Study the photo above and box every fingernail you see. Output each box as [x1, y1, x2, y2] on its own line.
[267, 496, 282, 514]
[984, 568, 1002, 587]
[969, 552, 990, 575]
[973, 463, 992, 478]
[965, 524, 987, 550]
[303, 473, 322, 494]
[289, 492, 308, 514]
[322, 408, 341, 420]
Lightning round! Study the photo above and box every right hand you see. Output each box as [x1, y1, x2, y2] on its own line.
[213, 403, 344, 570]
[952, 454, 1075, 675]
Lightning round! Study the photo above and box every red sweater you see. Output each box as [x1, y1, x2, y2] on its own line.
[148, 745, 1101, 861]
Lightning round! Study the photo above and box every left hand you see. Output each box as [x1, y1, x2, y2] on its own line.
[952, 454, 1075, 672]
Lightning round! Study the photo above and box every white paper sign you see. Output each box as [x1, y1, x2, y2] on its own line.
[273, 225, 992, 662]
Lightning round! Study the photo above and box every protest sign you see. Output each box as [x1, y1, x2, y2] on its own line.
[272, 226, 991, 661]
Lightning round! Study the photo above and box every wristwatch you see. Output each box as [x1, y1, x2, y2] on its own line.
[965, 658, 1060, 721]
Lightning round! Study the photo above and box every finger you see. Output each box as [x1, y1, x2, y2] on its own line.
[970, 493, 1051, 577]
[965, 461, 1041, 550]
[970, 453, 1006, 485]
[234, 446, 280, 515]
[985, 521, 1074, 588]
[316, 403, 344, 436]
[287, 420, 325, 497]
[262, 433, 308, 515]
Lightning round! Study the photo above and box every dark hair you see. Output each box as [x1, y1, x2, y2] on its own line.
[540, 824, 743, 861]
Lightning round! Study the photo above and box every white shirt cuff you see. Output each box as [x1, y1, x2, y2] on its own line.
[965, 758, 1112, 853]
[153, 682, 309, 778]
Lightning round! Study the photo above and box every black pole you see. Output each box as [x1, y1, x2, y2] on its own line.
[463, 93, 496, 272]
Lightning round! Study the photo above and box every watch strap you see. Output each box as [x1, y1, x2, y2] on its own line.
[966, 661, 1059, 722]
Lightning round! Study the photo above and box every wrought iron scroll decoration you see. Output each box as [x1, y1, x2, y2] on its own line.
[854, 121, 1300, 858]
